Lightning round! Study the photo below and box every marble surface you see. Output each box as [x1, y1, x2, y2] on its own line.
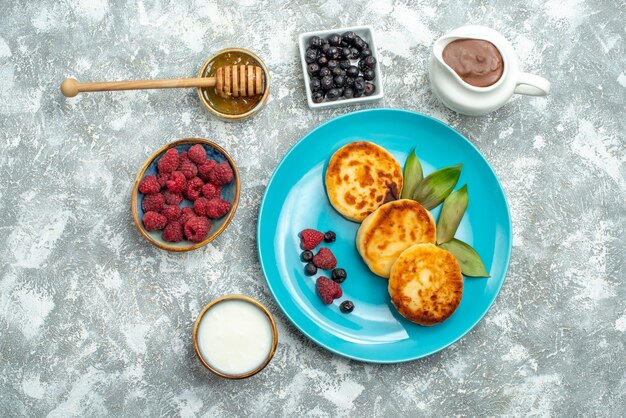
[1, 0, 624, 416]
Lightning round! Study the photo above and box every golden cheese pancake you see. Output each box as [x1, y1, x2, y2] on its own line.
[325, 141, 403, 222]
[388, 244, 463, 326]
[356, 199, 436, 278]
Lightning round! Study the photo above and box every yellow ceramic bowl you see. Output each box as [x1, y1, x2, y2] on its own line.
[193, 295, 278, 379]
[131, 138, 240, 252]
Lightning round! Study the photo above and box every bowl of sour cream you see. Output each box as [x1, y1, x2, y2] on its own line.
[193, 295, 278, 379]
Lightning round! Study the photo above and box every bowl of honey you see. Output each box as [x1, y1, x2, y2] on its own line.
[198, 48, 270, 121]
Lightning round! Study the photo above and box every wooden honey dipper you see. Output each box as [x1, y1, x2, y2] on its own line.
[60, 65, 265, 98]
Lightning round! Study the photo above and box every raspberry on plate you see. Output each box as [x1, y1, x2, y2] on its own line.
[178, 151, 190, 165]
[161, 205, 181, 223]
[142, 193, 165, 212]
[299, 229, 324, 250]
[184, 177, 204, 201]
[179, 158, 198, 179]
[188, 144, 208, 164]
[206, 198, 231, 219]
[162, 190, 183, 205]
[157, 148, 179, 173]
[197, 160, 217, 181]
[201, 183, 221, 200]
[138, 175, 160, 194]
[209, 161, 234, 185]
[184, 216, 211, 243]
[166, 171, 187, 193]
[162, 222, 183, 242]
[313, 247, 337, 270]
[156, 172, 171, 188]
[179, 207, 196, 226]
[316, 277, 342, 304]
[142, 211, 167, 231]
[193, 197, 210, 217]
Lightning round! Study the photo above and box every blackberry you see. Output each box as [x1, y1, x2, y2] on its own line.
[342, 31, 356, 45]
[321, 75, 334, 90]
[327, 46, 340, 60]
[364, 82, 376, 96]
[310, 77, 321, 92]
[307, 63, 320, 76]
[305, 48, 317, 64]
[301, 250, 314, 262]
[363, 68, 375, 81]
[312, 91, 324, 103]
[305, 262, 317, 276]
[317, 55, 329, 67]
[360, 48, 372, 59]
[363, 55, 377, 69]
[324, 231, 336, 243]
[331, 268, 347, 283]
[354, 77, 366, 93]
[340, 300, 354, 313]
[346, 66, 359, 78]
[328, 34, 342, 46]
[309, 36, 323, 49]
[326, 88, 341, 101]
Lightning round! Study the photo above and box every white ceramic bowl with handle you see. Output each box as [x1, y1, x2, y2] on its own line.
[298, 25, 384, 109]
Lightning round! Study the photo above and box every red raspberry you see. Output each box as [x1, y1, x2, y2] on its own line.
[188, 144, 208, 164]
[313, 248, 337, 270]
[179, 207, 196, 226]
[162, 190, 183, 205]
[179, 151, 189, 162]
[138, 175, 160, 194]
[142, 193, 165, 212]
[184, 216, 211, 243]
[166, 171, 187, 193]
[209, 161, 234, 185]
[316, 277, 342, 304]
[202, 183, 221, 200]
[184, 177, 204, 201]
[161, 205, 181, 223]
[156, 172, 170, 188]
[197, 160, 217, 181]
[299, 229, 324, 250]
[206, 198, 231, 219]
[157, 148, 179, 173]
[194, 197, 210, 217]
[142, 211, 167, 231]
[162, 222, 183, 242]
[179, 158, 198, 179]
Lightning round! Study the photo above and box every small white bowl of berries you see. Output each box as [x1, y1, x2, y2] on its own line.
[298, 25, 384, 109]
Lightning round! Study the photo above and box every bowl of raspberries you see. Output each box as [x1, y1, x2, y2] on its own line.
[132, 138, 239, 251]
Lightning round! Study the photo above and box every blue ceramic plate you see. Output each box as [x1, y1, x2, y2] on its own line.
[132, 139, 240, 252]
[257, 109, 511, 363]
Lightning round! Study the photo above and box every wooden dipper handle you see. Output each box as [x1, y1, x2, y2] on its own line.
[60, 65, 265, 98]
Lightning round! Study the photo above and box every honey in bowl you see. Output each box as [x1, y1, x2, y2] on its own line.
[201, 51, 265, 116]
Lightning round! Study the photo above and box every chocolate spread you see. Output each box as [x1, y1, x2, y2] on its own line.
[442, 39, 503, 87]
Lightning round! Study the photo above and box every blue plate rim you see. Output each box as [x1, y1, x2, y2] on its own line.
[257, 108, 512, 363]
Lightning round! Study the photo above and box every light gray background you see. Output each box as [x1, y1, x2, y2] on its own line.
[1, 0, 624, 416]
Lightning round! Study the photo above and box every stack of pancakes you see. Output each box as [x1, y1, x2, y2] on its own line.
[325, 141, 463, 326]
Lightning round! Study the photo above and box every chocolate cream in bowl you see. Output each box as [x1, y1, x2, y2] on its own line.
[442, 39, 503, 87]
